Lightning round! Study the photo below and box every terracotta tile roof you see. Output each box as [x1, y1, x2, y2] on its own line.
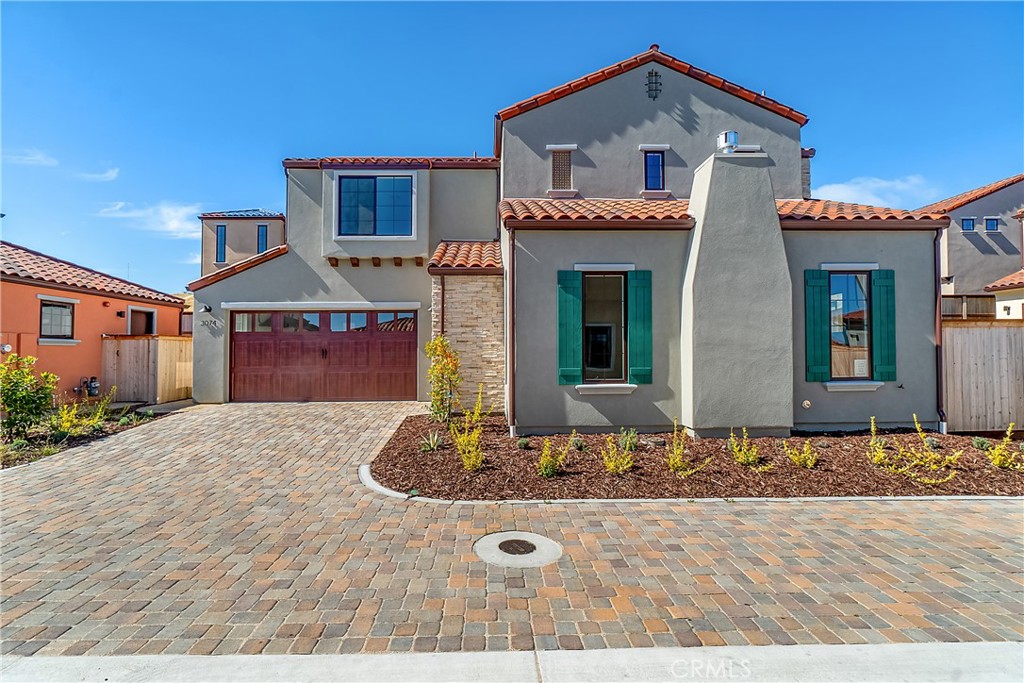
[917, 174, 1024, 214]
[199, 209, 283, 219]
[984, 268, 1024, 292]
[497, 45, 808, 126]
[777, 199, 948, 222]
[187, 244, 289, 291]
[283, 157, 499, 170]
[500, 199, 692, 226]
[1, 241, 183, 305]
[428, 241, 502, 274]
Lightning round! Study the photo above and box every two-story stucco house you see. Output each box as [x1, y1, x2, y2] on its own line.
[198, 209, 286, 277]
[189, 45, 951, 436]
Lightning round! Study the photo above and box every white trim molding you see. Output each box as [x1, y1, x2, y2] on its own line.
[37, 338, 81, 346]
[36, 293, 80, 304]
[574, 263, 636, 272]
[546, 189, 578, 199]
[545, 144, 578, 151]
[638, 144, 671, 151]
[220, 301, 422, 311]
[824, 381, 884, 392]
[575, 384, 638, 396]
[820, 262, 879, 271]
[640, 190, 672, 200]
[125, 305, 158, 334]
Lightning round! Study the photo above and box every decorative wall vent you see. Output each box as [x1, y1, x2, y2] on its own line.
[551, 150, 573, 190]
[646, 70, 662, 100]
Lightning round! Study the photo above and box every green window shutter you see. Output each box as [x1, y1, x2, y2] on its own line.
[627, 270, 653, 384]
[871, 270, 897, 381]
[556, 270, 583, 385]
[804, 270, 831, 382]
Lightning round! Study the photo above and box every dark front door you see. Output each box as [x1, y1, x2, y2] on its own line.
[230, 310, 417, 401]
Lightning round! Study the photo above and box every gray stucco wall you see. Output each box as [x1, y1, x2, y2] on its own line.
[940, 182, 1024, 295]
[512, 230, 690, 434]
[785, 230, 940, 430]
[501, 66, 804, 200]
[192, 166, 498, 404]
[682, 153, 793, 437]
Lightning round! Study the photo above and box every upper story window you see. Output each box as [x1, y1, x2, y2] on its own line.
[338, 176, 413, 237]
[40, 301, 74, 339]
[215, 224, 227, 262]
[644, 151, 665, 191]
[960, 217, 975, 232]
[984, 217, 1000, 232]
[551, 151, 573, 190]
[829, 273, 871, 380]
[257, 224, 268, 253]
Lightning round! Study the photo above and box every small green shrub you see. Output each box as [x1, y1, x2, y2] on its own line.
[38, 444, 60, 457]
[419, 431, 444, 452]
[537, 434, 571, 478]
[987, 423, 1022, 470]
[570, 435, 587, 451]
[1, 354, 58, 440]
[923, 436, 941, 450]
[618, 427, 639, 453]
[972, 436, 992, 451]
[783, 439, 818, 469]
[118, 416, 131, 426]
[516, 437, 530, 450]
[10, 439, 29, 451]
[602, 436, 634, 475]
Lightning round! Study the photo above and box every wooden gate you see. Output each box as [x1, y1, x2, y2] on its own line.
[942, 320, 1024, 432]
[102, 336, 193, 404]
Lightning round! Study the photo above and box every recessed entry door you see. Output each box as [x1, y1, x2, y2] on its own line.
[230, 310, 417, 401]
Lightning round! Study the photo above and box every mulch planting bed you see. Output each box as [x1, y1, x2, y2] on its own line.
[1, 415, 164, 469]
[372, 414, 1024, 500]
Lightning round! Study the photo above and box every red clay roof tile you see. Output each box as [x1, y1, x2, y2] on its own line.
[187, 244, 289, 291]
[283, 157, 499, 170]
[917, 174, 1024, 214]
[1, 241, 183, 305]
[497, 45, 809, 126]
[777, 199, 947, 222]
[984, 268, 1024, 293]
[428, 241, 502, 273]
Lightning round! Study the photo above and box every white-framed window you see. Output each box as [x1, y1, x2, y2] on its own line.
[333, 170, 417, 240]
[215, 224, 227, 262]
[40, 300, 74, 339]
[960, 217, 976, 232]
[984, 217, 1000, 232]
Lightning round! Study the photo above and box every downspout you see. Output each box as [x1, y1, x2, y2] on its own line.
[508, 228, 516, 436]
[934, 228, 947, 433]
[439, 275, 446, 336]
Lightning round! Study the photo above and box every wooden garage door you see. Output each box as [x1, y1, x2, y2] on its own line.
[230, 310, 417, 401]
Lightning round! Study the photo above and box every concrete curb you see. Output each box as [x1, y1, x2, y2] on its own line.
[359, 462, 1023, 505]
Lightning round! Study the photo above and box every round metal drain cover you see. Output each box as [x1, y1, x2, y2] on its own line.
[498, 539, 536, 555]
[474, 531, 562, 568]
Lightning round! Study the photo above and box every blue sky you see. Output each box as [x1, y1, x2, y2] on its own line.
[3, 2, 1022, 294]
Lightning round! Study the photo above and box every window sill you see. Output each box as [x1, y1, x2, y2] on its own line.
[38, 338, 81, 346]
[640, 190, 671, 199]
[546, 189, 578, 199]
[334, 236, 417, 242]
[574, 383, 638, 396]
[823, 381, 884, 392]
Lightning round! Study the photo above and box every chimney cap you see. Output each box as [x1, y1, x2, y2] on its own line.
[649, 43, 660, 52]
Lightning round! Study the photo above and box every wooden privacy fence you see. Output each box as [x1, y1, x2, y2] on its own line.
[942, 320, 1024, 432]
[102, 335, 193, 404]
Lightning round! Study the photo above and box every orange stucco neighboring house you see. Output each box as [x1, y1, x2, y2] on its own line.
[1, 241, 184, 398]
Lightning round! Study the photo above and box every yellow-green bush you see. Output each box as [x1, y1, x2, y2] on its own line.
[666, 419, 710, 478]
[986, 423, 1022, 470]
[868, 414, 961, 485]
[537, 433, 571, 478]
[449, 385, 485, 471]
[783, 439, 818, 469]
[729, 428, 772, 472]
[425, 335, 462, 424]
[601, 436, 634, 475]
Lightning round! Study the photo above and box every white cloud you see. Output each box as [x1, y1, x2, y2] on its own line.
[4, 148, 58, 166]
[98, 201, 202, 239]
[77, 167, 120, 182]
[812, 175, 940, 209]
[183, 252, 202, 265]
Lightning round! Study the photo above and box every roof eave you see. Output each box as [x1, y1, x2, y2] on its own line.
[503, 218, 693, 230]
[187, 245, 289, 292]
[779, 218, 950, 230]
[426, 266, 504, 276]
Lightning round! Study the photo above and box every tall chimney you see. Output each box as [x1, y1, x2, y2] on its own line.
[801, 147, 816, 200]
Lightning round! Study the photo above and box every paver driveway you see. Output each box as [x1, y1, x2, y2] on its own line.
[2, 403, 1022, 656]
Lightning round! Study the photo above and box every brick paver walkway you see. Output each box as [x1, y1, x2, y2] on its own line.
[2, 403, 1022, 656]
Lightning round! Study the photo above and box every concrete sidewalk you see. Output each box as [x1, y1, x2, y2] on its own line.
[2, 642, 1021, 682]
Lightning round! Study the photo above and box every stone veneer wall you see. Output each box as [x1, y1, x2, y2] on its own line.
[430, 275, 505, 410]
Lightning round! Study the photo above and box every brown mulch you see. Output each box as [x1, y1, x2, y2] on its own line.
[1, 415, 164, 469]
[371, 414, 1024, 500]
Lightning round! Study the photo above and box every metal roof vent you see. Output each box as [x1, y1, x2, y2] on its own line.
[717, 130, 738, 153]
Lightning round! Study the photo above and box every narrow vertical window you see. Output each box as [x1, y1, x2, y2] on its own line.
[257, 224, 268, 253]
[215, 224, 226, 262]
[829, 273, 871, 379]
[583, 274, 626, 382]
[644, 151, 665, 191]
[551, 151, 572, 190]
[961, 217, 975, 232]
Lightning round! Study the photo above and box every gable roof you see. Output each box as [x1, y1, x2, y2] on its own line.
[187, 244, 289, 292]
[283, 157, 499, 170]
[199, 209, 284, 219]
[1, 241, 183, 305]
[984, 268, 1024, 293]
[499, 198, 948, 228]
[497, 45, 809, 126]
[916, 174, 1024, 214]
[428, 241, 503, 274]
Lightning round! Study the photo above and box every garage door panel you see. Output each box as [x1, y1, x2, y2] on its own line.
[231, 310, 417, 402]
